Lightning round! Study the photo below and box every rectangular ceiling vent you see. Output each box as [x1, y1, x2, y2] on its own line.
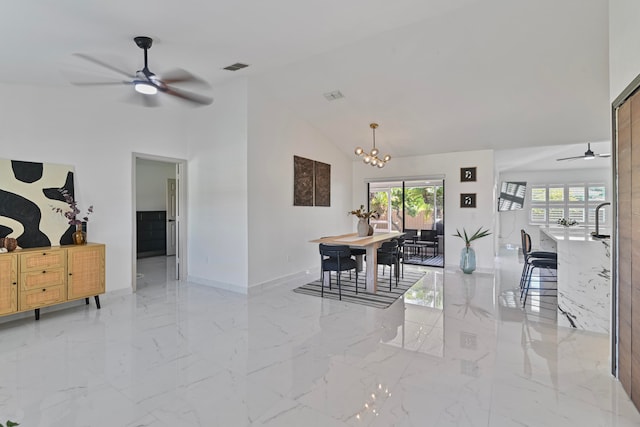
[223, 63, 249, 71]
[324, 90, 344, 101]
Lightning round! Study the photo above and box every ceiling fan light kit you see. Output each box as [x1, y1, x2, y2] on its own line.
[72, 36, 213, 107]
[355, 123, 391, 168]
[134, 82, 157, 95]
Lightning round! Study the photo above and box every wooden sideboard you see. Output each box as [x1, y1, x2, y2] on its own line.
[0, 243, 105, 320]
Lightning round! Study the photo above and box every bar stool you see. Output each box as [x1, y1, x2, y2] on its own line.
[521, 257, 557, 307]
[520, 229, 557, 292]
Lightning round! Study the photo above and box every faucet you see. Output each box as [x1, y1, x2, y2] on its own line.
[592, 202, 611, 238]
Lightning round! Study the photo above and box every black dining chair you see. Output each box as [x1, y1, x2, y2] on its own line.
[319, 244, 358, 300]
[377, 240, 399, 291]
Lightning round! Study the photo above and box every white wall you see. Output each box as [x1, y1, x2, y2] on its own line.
[135, 159, 176, 211]
[352, 150, 495, 271]
[498, 167, 612, 248]
[184, 78, 249, 292]
[247, 81, 354, 288]
[0, 83, 189, 293]
[610, 0, 640, 101]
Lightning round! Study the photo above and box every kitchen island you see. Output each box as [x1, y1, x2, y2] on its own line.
[539, 227, 610, 334]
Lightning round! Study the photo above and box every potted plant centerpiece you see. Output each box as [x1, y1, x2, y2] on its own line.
[453, 227, 491, 274]
[348, 205, 378, 237]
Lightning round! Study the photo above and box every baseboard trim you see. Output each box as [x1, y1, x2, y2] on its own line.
[187, 275, 249, 295]
[248, 270, 316, 295]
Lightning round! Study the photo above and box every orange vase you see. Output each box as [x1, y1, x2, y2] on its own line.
[72, 223, 86, 245]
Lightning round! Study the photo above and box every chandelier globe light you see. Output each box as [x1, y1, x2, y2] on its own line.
[354, 123, 391, 168]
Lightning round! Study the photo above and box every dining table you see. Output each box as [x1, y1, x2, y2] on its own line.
[310, 232, 403, 293]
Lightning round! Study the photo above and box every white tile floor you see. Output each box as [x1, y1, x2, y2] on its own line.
[1, 248, 639, 426]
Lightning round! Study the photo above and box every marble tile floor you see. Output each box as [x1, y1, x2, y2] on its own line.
[0, 248, 638, 426]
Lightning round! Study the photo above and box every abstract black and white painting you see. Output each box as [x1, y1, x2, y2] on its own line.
[0, 159, 76, 248]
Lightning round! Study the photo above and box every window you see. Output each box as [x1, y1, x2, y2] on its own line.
[529, 183, 606, 227]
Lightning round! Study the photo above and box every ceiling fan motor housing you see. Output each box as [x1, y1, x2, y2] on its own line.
[134, 36, 153, 50]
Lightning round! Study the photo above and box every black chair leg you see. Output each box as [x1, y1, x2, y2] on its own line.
[337, 271, 342, 300]
[355, 270, 358, 294]
[522, 267, 534, 307]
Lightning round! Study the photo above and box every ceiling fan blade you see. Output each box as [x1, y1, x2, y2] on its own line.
[164, 85, 213, 106]
[74, 53, 135, 79]
[124, 91, 160, 108]
[161, 68, 208, 86]
[556, 155, 585, 161]
[70, 81, 129, 86]
[141, 94, 160, 108]
[597, 153, 611, 158]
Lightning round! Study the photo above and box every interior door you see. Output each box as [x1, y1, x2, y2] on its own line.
[615, 88, 639, 410]
[166, 178, 177, 257]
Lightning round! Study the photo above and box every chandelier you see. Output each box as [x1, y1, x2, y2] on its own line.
[354, 123, 391, 168]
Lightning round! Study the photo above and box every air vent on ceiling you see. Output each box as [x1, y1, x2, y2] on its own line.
[323, 90, 344, 101]
[223, 63, 249, 71]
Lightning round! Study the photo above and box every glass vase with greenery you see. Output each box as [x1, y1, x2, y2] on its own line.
[453, 227, 491, 274]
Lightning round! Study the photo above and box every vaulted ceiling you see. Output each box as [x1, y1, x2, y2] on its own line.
[3, 0, 610, 166]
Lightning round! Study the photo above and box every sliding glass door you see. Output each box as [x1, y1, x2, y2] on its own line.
[369, 181, 403, 232]
[403, 180, 444, 232]
[369, 179, 445, 267]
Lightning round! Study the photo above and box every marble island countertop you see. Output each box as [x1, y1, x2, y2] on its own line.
[539, 227, 610, 334]
[540, 226, 611, 242]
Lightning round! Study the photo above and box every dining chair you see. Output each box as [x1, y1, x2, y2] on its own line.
[319, 244, 358, 300]
[377, 240, 399, 291]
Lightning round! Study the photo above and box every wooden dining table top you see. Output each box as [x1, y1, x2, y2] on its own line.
[309, 231, 403, 247]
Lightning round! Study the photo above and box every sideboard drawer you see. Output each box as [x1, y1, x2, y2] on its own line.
[20, 250, 65, 271]
[21, 268, 66, 291]
[20, 285, 66, 310]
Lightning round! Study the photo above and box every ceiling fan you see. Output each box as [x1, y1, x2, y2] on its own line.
[556, 143, 611, 161]
[72, 36, 213, 107]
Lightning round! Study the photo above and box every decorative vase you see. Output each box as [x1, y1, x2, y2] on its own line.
[357, 218, 369, 237]
[368, 225, 374, 236]
[460, 245, 476, 274]
[72, 223, 87, 245]
[2, 237, 17, 252]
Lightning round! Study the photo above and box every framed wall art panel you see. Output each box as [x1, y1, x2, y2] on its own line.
[293, 156, 314, 206]
[314, 161, 331, 207]
[0, 158, 76, 248]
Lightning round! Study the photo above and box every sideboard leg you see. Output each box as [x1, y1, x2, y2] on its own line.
[94, 295, 101, 309]
[85, 298, 90, 305]
[35, 308, 40, 321]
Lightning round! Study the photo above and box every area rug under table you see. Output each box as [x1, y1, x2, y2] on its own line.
[293, 266, 426, 309]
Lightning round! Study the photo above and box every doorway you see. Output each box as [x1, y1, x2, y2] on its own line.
[368, 178, 445, 267]
[132, 153, 187, 291]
